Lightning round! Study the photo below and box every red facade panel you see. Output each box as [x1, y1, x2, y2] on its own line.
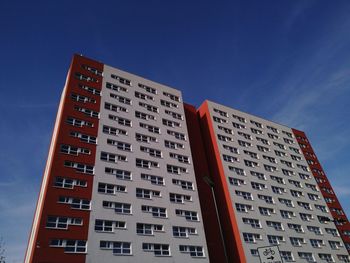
[184, 103, 227, 263]
[26, 55, 103, 263]
[197, 101, 247, 263]
[292, 128, 350, 253]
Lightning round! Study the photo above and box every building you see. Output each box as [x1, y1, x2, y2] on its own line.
[193, 100, 350, 263]
[25, 54, 350, 263]
[25, 55, 209, 263]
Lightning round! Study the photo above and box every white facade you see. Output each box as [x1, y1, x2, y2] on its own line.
[86, 65, 209, 262]
[205, 100, 349, 263]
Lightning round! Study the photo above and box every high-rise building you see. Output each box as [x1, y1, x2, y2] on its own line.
[25, 54, 350, 263]
[25, 55, 209, 263]
[193, 100, 350, 263]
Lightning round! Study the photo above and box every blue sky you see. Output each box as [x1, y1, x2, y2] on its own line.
[1, 0, 350, 262]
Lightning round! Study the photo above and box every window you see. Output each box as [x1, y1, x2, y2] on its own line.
[136, 111, 155, 121]
[258, 194, 274, 204]
[101, 152, 127, 163]
[307, 226, 322, 235]
[107, 139, 131, 151]
[172, 179, 194, 190]
[300, 213, 313, 221]
[244, 160, 258, 167]
[143, 243, 170, 256]
[100, 241, 131, 255]
[229, 166, 246, 176]
[257, 145, 269, 152]
[268, 235, 284, 245]
[103, 201, 131, 214]
[66, 117, 93, 128]
[136, 133, 157, 143]
[244, 150, 258, 159]
[70, 131, 97, 144]
[141, 173, 164, 185]
[290, 237, 305, 247]
[338, 255, 350, 262]
[242, 218, 261, 228]
[251, 182, 265, 190]
[64, 161, 94, 174]
[175, 209, 198, 221]
[229, 177, 245, 186]
[288, 252, 310, 263]
[165, 140, 183, 149]
[214, 108, 228, 117]
[111, 74, 131, 86]
[266, 221, 283, 231]
[271, 186, 285, 194]
[270, 175, 284, 184]
[319, 254, 334, 262]
[104, 102, 128, 113]
[142, 205, 167, 218]
[218, 134, 233, 142]
[106, 82, 128, 92]
[235, 190, 253, 200]
[170, 152, 190, 163]
[235, 203, 253, 213]
[281, 159, 293, 168]
[110, 93, 131, 105]
[280, 251, 294, 262]
[81, 64, 102, 76]
[213, 116, 227, 124]
[223, 144, 239, 153]
[315, 204, 327, 213]
[137, 223, 163, 235]
[243, 233, 261, 243]
[297, 201, 312, 210]
[162, 118, 180, 128]
[250, 120, 263, 128]
[267, 125, 279, 133]
[264, 164, 277, 172]
[163, 91, 180, 102]
[46, 216, 82, 229]
[273, 142, 285, 150]
[58, 197, 90, 210]
[167, 164, 187, 174]
[54, 177, 86, 189]
[282, 169, 294, 176]
[74, 106, 99, 118]
[105, 167, 131, 180]
[141, 146, 162, 158]
[98, 183, 126, 195]
[251, 128, 263, 134]
[305, 183, 318, 192]
[179, 245, 204, 257]
[95, 219, 126, 232]
[275, 150, 286, 157]
[136, 188, 161, 199]
[238, 140, 252, 147]
[75, 72, 97, 83]
[218, 125, 233, 134]
[279, 198, 294, 207]
[288, 223, 303, 233]
[78, 84, 101, 95]
[267, 133, 279, 140]
[238, 131, 252, 140]
[71, 93, 96, 103]
[161, 99, 178, 108]
[139, 101, 158, 113]
[173, 226, 197, 237]
[223, 154, 239, 163]
[167, 130, 186, 140]
[170, 193, 191, 203]
[136, 158, 159, 169]
[50, 239, 87, 253]
[138, 83, 157, 94]
[250, 171, 266, 180]
[297, 164, 309, 172]
[135, 91, 154, 101]
[259, 207, 274, 216]
[280, 210, 294, 219]
[165, 109, 182, 120]
[103, 125, 127, 137]
[291, 190, 303, 198]
[256, 137, 269, 145]
[289, 179, 302, 188]
[263, 155, 276, 163]
[109, 114, 131, 127]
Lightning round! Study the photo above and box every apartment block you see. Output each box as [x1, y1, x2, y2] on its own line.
[195, 100, 350, 263]
[25, 55, 350, 263]
[25, 55, 209, 263]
